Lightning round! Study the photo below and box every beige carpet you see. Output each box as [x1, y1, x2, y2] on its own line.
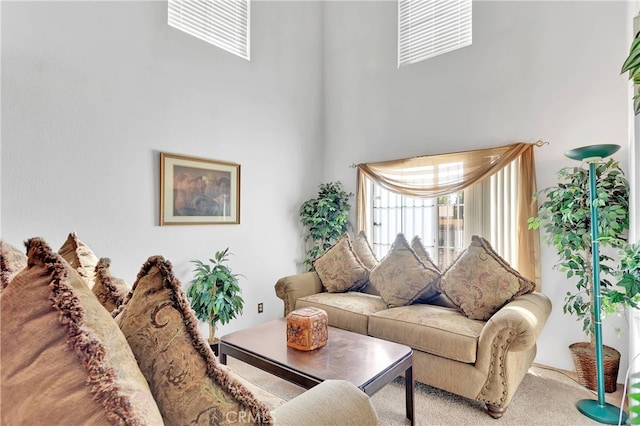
[226, 358, 628, 425]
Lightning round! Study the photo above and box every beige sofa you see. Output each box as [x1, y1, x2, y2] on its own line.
[0, 235, 379, 425]
[276, 271, 552, 418]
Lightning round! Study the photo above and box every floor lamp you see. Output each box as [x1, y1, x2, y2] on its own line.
[565, 144, 628, 425]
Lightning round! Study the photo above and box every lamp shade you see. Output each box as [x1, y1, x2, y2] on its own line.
[565, 144, 620, 161]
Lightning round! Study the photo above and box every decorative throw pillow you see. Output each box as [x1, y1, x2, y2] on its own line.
[352, 231, 378, 270]
[409, 236, 443, 304]
[0, 240, 27, 291]
[93, 258, 130, 313]
[312, 233, 369, 293]
[410, 236, 439, 271]
[439, 235, 536, 320]
[116, 255, 272, 425]
[369, 233, 440, 308]
[0, 238, 163, 425]
[58, 231, 99, 288]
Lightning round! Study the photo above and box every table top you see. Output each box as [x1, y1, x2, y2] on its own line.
[220, 318, 412, 387]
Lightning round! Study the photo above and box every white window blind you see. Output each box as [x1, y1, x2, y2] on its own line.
[168, 0, 250, 61]
[398, 0, 472, 67]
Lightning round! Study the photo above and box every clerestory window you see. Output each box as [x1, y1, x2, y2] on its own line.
[398, 0, 472, 67]
[168, 0, 250, 61]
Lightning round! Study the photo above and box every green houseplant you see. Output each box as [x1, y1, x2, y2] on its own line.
[187, 248, 244, 344]
[622, 22, 640, 424]
[621, 29, 640, 115]
[300, 181, 353, 269]
[529, 158, 635, 391]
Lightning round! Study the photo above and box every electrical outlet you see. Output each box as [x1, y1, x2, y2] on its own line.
[258, 303, 264, 313]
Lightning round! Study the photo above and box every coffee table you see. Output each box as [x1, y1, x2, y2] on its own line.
[219, 318, 414, 424]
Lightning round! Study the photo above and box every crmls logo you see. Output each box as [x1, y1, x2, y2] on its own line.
[225, 411, 273, 424]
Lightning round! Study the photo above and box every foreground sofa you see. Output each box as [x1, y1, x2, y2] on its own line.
[0, 235, 379, 425]
[275, 233, 552, 419]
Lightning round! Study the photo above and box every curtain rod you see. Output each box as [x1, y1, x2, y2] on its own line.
[349, 140, 550, 168]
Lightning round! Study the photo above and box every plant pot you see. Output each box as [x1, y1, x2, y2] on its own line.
[569, 342, 620, 393]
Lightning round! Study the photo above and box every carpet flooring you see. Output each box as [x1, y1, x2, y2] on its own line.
[226, 358, 628, 426]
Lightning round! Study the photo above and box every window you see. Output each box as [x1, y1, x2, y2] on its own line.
[356, 143, 541, 283]
[398, 0, 472, 67]
[371, 186, 465, 269]
[168, 0, 250, 61]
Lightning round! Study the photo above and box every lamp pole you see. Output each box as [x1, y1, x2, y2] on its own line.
[565, 144, 628, 425]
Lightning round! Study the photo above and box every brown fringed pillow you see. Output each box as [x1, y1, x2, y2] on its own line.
[0, 238, 163, 425]
[439, 235, 536, 320]
[369, 233, 440, 308]
[93, 258, 130, 313]
[0, 240, 27, 291]
[312, 233, 369, 293]
[116, 255, 272, 425]
[58, 231, 99, 288]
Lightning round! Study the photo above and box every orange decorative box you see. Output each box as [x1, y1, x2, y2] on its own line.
[286, 307, 328, 351]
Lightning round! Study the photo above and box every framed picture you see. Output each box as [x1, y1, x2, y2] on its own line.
[160, 152, 240, 225]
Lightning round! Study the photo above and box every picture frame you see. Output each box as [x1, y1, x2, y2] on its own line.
[160, 152, 240, 225]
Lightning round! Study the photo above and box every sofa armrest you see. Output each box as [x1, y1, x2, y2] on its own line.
[474, 292, 552, 408]
[479, 292, 552, 353]
[272, 380, 379, 425]
[274, 272, 323, 316]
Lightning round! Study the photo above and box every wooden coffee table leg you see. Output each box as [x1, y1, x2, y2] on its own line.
[219, 343, 228, 365]
[405, 365, 414, 425]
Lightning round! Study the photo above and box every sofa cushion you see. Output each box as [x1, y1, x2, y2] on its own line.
[116, 255, 272, 425]
[369, 233, 440, 308]
[58, 231, 99, 288]
[312, 233, 369, 293]
[296, 292, 388, 335]
[439, 235, 536, 320]
[368, 304, 484, 363]
[0, 240, 27, 291]
[0, 238, 163, 425]
[352, 231, 378, 270]
[93, 257, 130, 313]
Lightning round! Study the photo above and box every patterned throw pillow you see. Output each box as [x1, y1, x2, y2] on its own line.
[93, 258, 130, 313]
[116, 255, 272, 425]
[409, 236, 443, 304]
[0, 240, 27, 291]
[369, 233, 440, 308]
[312, 233, 369, 293]
[410, 236, 439, 271]
[58, 231, 99, 288]
[439, 235, 536, 320]
[0, 238, 163, 425]
[352, 231, 378, 270]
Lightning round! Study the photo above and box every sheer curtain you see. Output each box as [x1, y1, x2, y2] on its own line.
[356, 142, 542, 288]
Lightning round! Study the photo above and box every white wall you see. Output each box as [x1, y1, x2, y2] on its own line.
[322, 1, 633, 379]
[1, 0, 324, 336]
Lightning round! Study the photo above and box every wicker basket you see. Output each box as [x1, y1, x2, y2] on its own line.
[569, 342, 620, 393]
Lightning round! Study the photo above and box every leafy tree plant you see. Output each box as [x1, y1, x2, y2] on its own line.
[300, 181, 353, 269]
[187, 248, 244, 343]
[621, 29, 640, 115]
[602, 241, 640, 318]
[529, 158, 630, 346]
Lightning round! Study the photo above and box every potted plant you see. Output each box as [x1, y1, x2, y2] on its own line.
[529, 157, 633, 392]
[299, 181, 353, 269]
[187, 248, 244, 348]
[621, 28, 640, 115]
